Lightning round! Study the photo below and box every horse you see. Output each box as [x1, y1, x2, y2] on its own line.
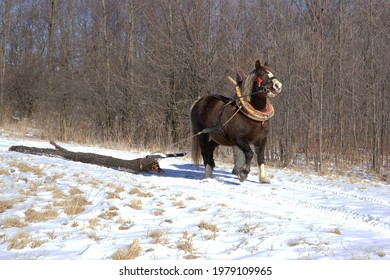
[190, 60, 282, 183]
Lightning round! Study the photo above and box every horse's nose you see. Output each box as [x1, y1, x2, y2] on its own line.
[273, 80, 282, 93]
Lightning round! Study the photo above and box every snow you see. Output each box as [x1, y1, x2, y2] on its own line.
[0, 131, 389, 260]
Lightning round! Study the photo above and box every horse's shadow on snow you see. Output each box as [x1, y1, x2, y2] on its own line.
[155, 163, 254, 186]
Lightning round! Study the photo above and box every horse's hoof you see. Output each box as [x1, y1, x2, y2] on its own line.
[260, 176, 271, 184]
[238, 171, 248, 182]
[205, 164, 213, 178]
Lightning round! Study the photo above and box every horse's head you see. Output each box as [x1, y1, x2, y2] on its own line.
[252, 60, 282, 98]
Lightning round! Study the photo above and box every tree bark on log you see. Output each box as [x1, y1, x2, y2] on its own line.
[8, 141, 162, 173]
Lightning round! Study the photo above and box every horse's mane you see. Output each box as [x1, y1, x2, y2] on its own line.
[241, 71, 256, 102]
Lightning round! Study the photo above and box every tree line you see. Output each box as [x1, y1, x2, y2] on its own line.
[0, 0, 388, 177]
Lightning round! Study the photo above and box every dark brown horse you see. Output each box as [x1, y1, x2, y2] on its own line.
[190, 60, 282, 183]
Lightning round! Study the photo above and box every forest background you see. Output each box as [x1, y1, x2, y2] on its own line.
[0, 0, 388, 177]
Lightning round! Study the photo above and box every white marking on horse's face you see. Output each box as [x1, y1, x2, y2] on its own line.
[267, 72, 282, 95]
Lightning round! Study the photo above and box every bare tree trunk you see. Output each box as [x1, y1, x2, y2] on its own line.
[47, 0, 57, 73]
[0, 0, 11, 118]
[101, 0, 112, 141]
[368, 0, 379, 172]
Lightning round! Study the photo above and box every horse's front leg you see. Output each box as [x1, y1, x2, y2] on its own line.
[235, 143, 253, 182]
[255, 138, 270, 184]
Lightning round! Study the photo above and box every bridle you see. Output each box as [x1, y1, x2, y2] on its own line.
[254, 71, 278, 96]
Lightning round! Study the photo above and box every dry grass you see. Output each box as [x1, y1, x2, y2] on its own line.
[128, 199, 143, 210]
[87, 231, 102, 242]
[0, 199, 15, 214]
[330, 228, 342, 235]
[198, 220, 219, 240]
[1, 217, 28, 228]
[69, 187, 83, 195]
[7, 231, 32, 250]
[174, 200, 186, 209]
[153, 208, 165, 216]
[55, 195, 91, 216]
[107, 192, 121, 199]
[0, 167, 10, 175]
[112, 238, 142, 260]
[31, 239, 46, 249]
[24, 206, 58, 222]
[116, 217, 134, 230]
[177, 231, 196, 254]
[238, 223, 268, 236]
[117, 217, 134, 230]
[98, 210, 118, 220]
[129, 188, 153, 198]
[9, 161, 45, 177]
[148, 229, 169, 245]
[47, 230, 57, 240]
[89, 218, 100, 229]
[377, 250, 386, 258]
[198, 220, 218, 233]
[50, 187, 66, 199]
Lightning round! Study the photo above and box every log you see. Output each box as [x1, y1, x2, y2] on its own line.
[8, 141, 163, 173]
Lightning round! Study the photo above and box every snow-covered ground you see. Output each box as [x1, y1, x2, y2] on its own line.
[0, 130, 389, 260]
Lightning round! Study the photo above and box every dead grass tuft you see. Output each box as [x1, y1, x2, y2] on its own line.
[98, 210, 118, 220]
[89, 218, 100, 229]
[330, 228, 342, 235]
[128, 199, 143, 210]
[198, 220, 218, 233]
[0, 199, 15, 214]
[153, 208, 165, 216]
[1, 217, 28, 228]
[56, 195, 90, 216]
[177, 231, 196, 255]
[7, 231, 32, 250]
[198, 220, 219, 240]
[31, 239, 45, 249]
[112, 238, 142, 260]
[148, 229, 169, 245]
[377, 250, 386, 258]
[129, 188, 153, 198]
[174, 200, 186, 209]
[69, 187, 83, 195]
[24, 206, 58, 222]
[10, 161, 45, 177]
[0, 167, 10, 175]
[117, 217, 134, 230]
[107, 192, 121, 199]
[51, 187, 66, 199]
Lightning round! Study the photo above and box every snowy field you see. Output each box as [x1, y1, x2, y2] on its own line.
[0, 130, 389, 261]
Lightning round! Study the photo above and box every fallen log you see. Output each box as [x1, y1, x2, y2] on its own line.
[8, 141, 163, 173]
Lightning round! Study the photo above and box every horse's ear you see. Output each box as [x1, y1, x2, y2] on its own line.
[264, 61, 269, 67]
[255, 60, 261, 70]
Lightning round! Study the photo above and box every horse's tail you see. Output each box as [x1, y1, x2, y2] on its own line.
[190, 120, 202, 169]
[190, 99, 203, 169]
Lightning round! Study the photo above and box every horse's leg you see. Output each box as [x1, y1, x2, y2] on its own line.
[255, 138, 270, 184]
[235, 142, 253, 182]
[204, 140, 218, 178]
[198, 134, 217, 178]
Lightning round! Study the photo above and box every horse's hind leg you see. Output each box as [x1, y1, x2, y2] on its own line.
[203, 139, 218, 178]
[198, 135, 218, 178]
